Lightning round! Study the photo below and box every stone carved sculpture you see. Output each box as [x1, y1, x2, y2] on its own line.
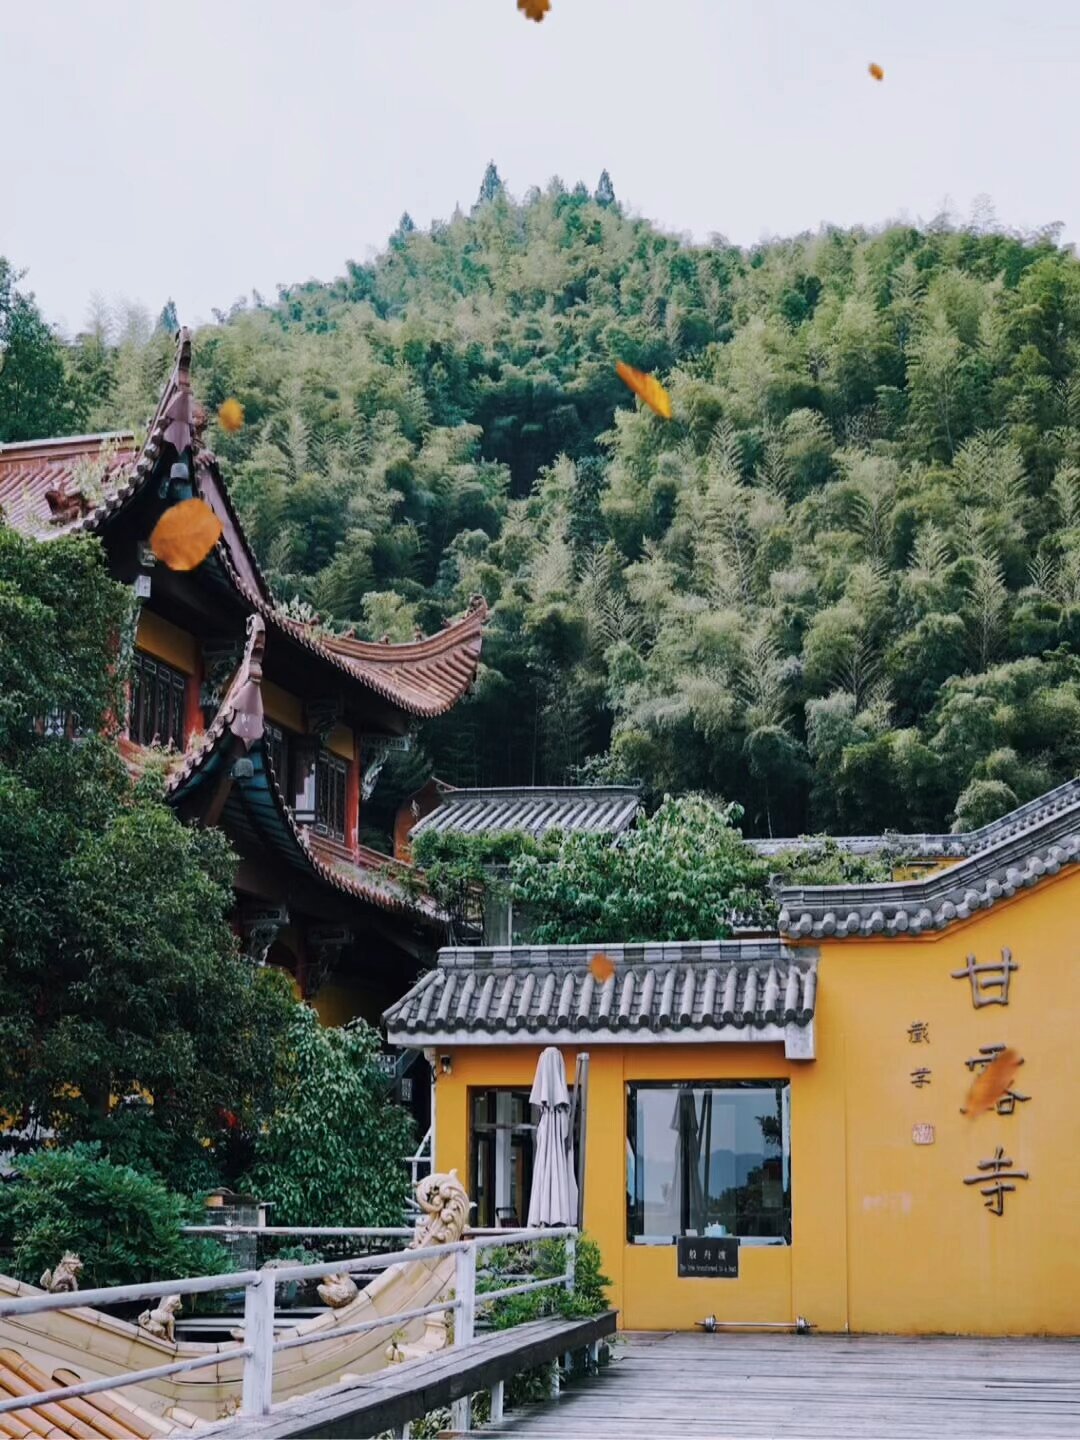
[40, 1253, 83, 1293]
[316, 1272, 359, 1308]
[138, 1294, 182, 1342]
[409, 1169, 471, 1248]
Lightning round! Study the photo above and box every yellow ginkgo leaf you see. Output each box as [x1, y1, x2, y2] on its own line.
[589, 951, 616, 984]
[150, 498, 224, 572]
[616, 361, 673, 420]
[961, 1048, 1024, 1119]
[518, 0, 551, 19]
[218, 398, 245, 433]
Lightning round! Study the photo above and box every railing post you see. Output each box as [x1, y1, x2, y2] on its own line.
[240, 1272, 276, 1417]
[451, 1242, 476, 1433]
[564, 1232, 576, 1295]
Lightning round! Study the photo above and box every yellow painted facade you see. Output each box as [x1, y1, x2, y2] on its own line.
[262, 680, 305, 732]
[433, 869, 1080, 1334]
[135, 610, 199, 673]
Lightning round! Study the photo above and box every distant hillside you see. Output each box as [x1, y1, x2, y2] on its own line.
[6, 166, 1080, 840]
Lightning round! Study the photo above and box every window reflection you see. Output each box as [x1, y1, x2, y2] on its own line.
[469, 1089, 535, 1229]
[626, 1081, 791, 1245]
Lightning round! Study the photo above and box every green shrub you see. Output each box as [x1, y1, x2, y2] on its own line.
[481, 1235, 611, 1328]
[0, 1143, 227, 1289]
[240, 1008, 413, 1226]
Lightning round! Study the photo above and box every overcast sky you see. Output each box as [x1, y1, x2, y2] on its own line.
[4, 0, 1078, 335]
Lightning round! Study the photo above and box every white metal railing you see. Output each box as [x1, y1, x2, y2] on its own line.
[0, 1227, 577, 1428]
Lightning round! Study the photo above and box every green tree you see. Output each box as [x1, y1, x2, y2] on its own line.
[594, 170, 616, 207]
[475, 161, 504, 207]
[0, 260, 84, 441]
[241, 1008, 413, 1226]
[510, 795, 770, 943]
[0, 528, 296, 1187]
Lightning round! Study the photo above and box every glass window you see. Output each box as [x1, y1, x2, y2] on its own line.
[469, 1089, 535, 1229]
[315, 749, 348, 841]
[128, 651, 186, 749]
[626, 1081, 791, 1246]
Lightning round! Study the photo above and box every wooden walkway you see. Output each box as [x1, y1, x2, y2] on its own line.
[478, 1331, 1080, 1439]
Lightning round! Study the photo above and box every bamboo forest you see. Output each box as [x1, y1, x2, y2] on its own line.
[5, 166, 1080, 841]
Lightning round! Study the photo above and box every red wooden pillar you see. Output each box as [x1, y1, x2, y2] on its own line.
[184, 655, 205, 743]
[346, 745, 361, 853]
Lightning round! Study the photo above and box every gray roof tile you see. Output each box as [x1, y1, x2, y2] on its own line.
[753, 778, 1080, 862]
[383, 941, 816, 1041]
[776, 786, 1080, 940]
[409, 786, 642, 841]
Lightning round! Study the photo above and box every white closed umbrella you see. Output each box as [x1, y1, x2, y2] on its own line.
[527, 1046, 579, 1227]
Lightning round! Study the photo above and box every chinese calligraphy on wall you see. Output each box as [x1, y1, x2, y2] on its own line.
[905, 947, 1031, 1216]
[953, 948, 1030, 1216]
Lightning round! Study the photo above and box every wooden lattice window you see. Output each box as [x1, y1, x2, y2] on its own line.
[315, 749, 348, 842]
[128, 651, 186, 749]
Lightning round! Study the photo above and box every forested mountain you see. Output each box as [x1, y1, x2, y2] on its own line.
[6, 166, 1080, 840]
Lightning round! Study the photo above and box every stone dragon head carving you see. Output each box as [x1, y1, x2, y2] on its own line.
[409, 1169, 472, 1248]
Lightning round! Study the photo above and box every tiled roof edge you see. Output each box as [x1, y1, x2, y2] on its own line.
[752, 777, 1080, 862]
[778, 811, 1080, 940]
[216, 547, 485, 720]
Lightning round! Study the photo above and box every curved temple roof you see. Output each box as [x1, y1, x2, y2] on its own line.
[776, 779, 1080, 940]
[0, 330, 486, 722]
[384, 940, 817, 1059]
[166, 616, 443, 925]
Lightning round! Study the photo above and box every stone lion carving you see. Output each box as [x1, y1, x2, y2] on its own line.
[316, 1272, 359, 1308]
[40, 1253, 83, 1293]
[409, 1169, 471, 1248]
[138, 1294, 182, 1342]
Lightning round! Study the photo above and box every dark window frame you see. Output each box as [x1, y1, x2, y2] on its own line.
[314, 748, 348, 842]
[468, 1087, 536, 1230]
[265, 721, 291, 792]
[128, 651, 187, 750]
[626, 1079, 791, 1247]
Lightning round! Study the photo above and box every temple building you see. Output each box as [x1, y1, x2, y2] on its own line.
[0, 330, 486, 1028]
[386, 779, 1080, 1334]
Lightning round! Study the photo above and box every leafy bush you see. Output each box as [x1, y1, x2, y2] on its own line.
[240, 1007, 414, 1226]
[509, 795, 770, 942]
[481, 1235, 611, 1328]
[0, 1143, 226, 1289]
[408, 828, 556, 939]
[767, 836, 896, 886]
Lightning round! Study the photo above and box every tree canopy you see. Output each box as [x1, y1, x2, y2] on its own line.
[509, 796, 768, 943]
[0, 528, 409, 1223]
[9, 173, 1080, 837]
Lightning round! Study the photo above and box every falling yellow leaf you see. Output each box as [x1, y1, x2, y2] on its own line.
[868, 62, 884, 81]
[150, 498, 224, 572]
[589, 951, 616, 984]
[615, 361, 673, 420]
[518, 0, 551, 20]
[961, 1048, 1024, 1119]
[218, 397, 245, 433]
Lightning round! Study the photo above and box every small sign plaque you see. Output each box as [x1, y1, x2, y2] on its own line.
[912, 1123, 935, 1145]
[677, 1236, 739, 1279]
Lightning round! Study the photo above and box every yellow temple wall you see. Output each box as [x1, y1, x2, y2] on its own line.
[432, 867, 1080, 1334]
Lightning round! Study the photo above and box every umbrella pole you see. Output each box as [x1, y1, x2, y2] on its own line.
[574, 1053, 590, 1231]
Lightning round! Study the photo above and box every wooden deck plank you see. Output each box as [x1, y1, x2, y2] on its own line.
[474, 1333, 1080, 1440]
